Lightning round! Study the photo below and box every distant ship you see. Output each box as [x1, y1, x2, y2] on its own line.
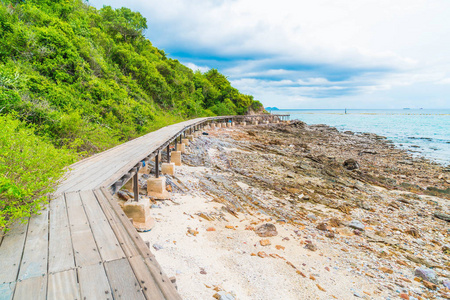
[403, 108, 411, 110]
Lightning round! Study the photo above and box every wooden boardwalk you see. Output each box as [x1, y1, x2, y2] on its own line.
[0, 115, 287, 299]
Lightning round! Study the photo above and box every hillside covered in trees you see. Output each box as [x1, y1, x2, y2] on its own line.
[0, 0, 263, 154]
[0, 0, 263, 228]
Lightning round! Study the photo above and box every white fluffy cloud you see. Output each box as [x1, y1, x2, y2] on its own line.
[91, 0, 450, 108]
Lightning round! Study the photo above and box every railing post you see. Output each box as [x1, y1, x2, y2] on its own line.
[155, 151, 160, 178]
[133, 172, 139, 201]
[166, 145, 170, 162]
[175, 137, 178, 151]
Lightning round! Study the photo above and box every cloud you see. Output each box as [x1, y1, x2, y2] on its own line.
[90, 0, 450, 108]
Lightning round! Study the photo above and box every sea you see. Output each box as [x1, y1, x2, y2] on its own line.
[269, 109, 450, 166]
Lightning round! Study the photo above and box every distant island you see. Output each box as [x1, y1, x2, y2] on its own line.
[265, 107, 280, 110]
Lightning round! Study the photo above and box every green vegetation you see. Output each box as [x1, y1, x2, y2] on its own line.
[0, 0, 262, 228]
[0, 114, 76, 229]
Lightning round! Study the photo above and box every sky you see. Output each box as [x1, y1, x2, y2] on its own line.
[90, 0, 450, 109]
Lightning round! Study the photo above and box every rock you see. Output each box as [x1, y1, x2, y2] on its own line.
[187, 229, 199, 236]
[399, 293, 409, 300]
[443, 279, 450, 289]
[348, 220, 365, 231]
[405, 227, 421, 238]
[379, 267, 393, 274]
[206, 227, 216, 231]
[117, 190, 132, 201]
[306, 213, 317, 221]
[444, 244, 450, 254]
[305, 242, 317, 251]
[343, 158, 359, 170]
[225, 225, 235, 230]
[423, 280, 437, 290]
[328, 218, 341, 228]
[255, 223, 278, 237]
[325, 232, 335, 238]
[257, 251, 268, 258]
[213, 291, 235, 300]
[275, 245, 285, 250]
[152, 243, 163, 251]
[316, 284, 326, 292]
[316, 222, 327, 231]
[434, 212, 450, 222]
[414, 267, 437, 284]
[259, 239, 271, 246]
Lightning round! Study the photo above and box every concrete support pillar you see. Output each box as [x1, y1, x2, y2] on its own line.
[171, 151, 182, 166]
[232, 122, 236, 127]
[138, 163, 149, 174]
[226, 122, 232, 128]
[123, 198, 154, 232]
[179, 143, 186, 154]
[182, 138, 189, 146]
[187, 134, 194, 141]
[147, 177, 169, 199]
[161, 162, 175, 175]
[241, 121, 246, 126]
[210, 123, 216, 129]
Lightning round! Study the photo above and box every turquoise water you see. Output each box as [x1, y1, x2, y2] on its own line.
[270, 109, 450, 166]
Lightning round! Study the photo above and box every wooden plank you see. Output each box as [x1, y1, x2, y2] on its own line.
[18, 208, 49, 280]
[47, 269, 80, 300]
[93, 189, 139, 258]
[143, 258, 182, 300]
[65, 192, 101, 267]
[48, 195, 75, 273]
[99, 188, 153, 259]
[128, 256, 164, 300]
[79, 190, 125, 262]
[0, 221, 28, 284]
[99, 188, 181, 300]
[13, 275, 46, 300]
[77, 263, 112, 300]
[104, 258, 145, 300]
[0, 282, 15, 300]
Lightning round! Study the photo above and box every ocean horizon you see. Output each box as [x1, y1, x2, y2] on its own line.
[269, 108, 450, 166]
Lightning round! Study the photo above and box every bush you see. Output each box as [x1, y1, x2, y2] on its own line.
[0, 114, 76, 229]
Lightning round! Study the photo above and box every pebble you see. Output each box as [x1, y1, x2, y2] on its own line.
[304, 242, 317, 251]
[306, 213, 317, 221]
[255, 223, 278, 237]
[414, 267, 437, 284]
[152, 243, 163, 251]
[348, 220, 365, 231]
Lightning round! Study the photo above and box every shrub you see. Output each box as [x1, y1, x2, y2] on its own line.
[0, 114, 76, 230]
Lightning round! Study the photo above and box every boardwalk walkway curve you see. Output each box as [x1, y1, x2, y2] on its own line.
[0, 114, 289, 299]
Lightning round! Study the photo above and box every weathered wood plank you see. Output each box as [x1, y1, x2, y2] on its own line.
[104, 258, 145, 300]
[77, 263, 112, 300]
[128, 256, 164, 300]
[13, 275, 46, 300]
[47, 269, 80, 300]
[0, 282, 15, 300]
[18, 208, 49, 281]
[100, 188, 181, 300]
[93, 189, 139, 258]
[65, 192, 101, 267]
[79, 190, 125, 262]
[0, 221, 28, 284]
[49, 195, 75, 273]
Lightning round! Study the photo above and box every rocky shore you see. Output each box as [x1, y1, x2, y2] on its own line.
[118, 121, 450, 299]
